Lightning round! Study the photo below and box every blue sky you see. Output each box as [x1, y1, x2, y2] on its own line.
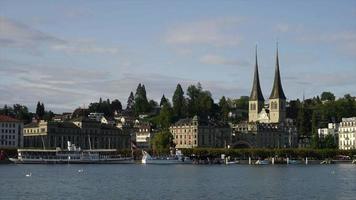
[1, 0, 355, 112]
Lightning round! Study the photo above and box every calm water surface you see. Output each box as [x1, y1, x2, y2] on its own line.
[0, 164, 355, 200]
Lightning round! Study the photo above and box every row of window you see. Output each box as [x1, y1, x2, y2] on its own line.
[1, 129, 16, 134]
[1, 135, 16, 139]
[340, 121, 356, 127]
[0, 140, 16, 146]
[1, 123, 17, 128]
[340, 140, 355, 146]
[175, 134, 197, 139]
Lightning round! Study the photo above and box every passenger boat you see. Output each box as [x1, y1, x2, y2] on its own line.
[141, 150, 192, 164]
[9, 141, 133, 164]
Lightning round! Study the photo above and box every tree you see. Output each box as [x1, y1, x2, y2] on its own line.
[186, 83, 214, 119]
[157, 100, 173, 129]
[36, 101, 45, 119]
[219, 96, 229, 121]
[151, 130, 173, 155]
[311, 111, 320, 148]
[172, 84, 186, 120]
[321, 91, 335, 101]
[160, 95, 168, 107]
[111, 99, 122, 114]
[134, 83, 150, 115]
[126, 92, 135, 110]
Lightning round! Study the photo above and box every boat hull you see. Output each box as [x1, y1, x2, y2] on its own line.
[9, 158, 134, 164]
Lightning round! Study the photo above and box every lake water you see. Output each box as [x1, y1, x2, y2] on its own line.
[0, 164, 355, 200]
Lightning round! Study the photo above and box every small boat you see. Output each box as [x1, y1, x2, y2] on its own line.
[288, 160, 301, 164]
[255, 159, 270, 165]
[320, 159, 333, 165]
[9, 141, 133, 164]
[352, 159, 356, 164]
[225, 160, 239, 165]
[141, 150, 192, 164]
[25, 173, 32, 177]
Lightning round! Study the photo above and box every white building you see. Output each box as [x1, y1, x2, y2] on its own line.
[318, 123, 339, 138]
[0, 115, 24, 148]
[339, 117, 356, 150]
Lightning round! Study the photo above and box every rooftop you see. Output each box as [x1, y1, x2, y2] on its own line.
[0, 115, 20, 122]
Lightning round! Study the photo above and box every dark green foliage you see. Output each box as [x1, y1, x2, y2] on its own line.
[181, 148, 356, 160]
[159, 95, 168, 107]
[0, 104, 33, 123]
[157, 100, 173, 129]
[219, 96, 230, 121]
[186, 83, 215, 119]
[134, 83, 150, 115]
[126, 91, 135, 110]
[36, 101, 45, 119]
[172, 84, 186, 120]
[88, 98, 123, 117]
[321, 91, 335, 101]
[150, 130, 173, 155]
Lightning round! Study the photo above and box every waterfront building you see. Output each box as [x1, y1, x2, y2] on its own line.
[338, 117, 356, 150]
[135, 122, 155, 149]
[0, 115, 24, 148]
[318, 123, 339, 144]
[170, 116, 231, 148]
[233, 46, 298, 148]
[23, 117, 130, 149]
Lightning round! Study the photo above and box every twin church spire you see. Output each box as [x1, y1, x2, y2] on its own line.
[249, 44, 286, 102]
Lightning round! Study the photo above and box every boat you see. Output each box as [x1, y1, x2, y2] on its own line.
[288, 159, 301, 164]
[255, 159, 270, 165]
[352, 159, 356, 164]
[9, 141, 133, 164]
[225, 160, 240, 165]
[141, 150, 192, 164]
[320, 159, 333, 165]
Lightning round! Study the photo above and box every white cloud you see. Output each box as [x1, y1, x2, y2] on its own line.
[164, 17, 243, 47]
[51, 41, 119, 55]
[0, 17, 120, 55]
[0, 16, 62, 48]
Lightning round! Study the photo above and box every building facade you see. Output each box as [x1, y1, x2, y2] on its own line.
[23, 117, 130, 149]
[170, 116, 231, 149]
[339, 117, 356, 150]
[0, 115, 24, 148]
[135, 122, 155, 149]
[234, 46, 298, 148]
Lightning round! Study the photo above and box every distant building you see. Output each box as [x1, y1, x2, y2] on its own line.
[88, 112, 105, 121]
[0, 115, 24, 148]
[52, 112, 72, 122]
[23, 117, 130, 149]
[170, 116, 231, 149]
[318, 123, 339, 144]
[233, 46, 298, 148]
[135, 122, 155, 149]
[339, 117, 356, 150]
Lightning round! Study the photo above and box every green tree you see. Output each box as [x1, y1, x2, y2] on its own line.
[311, 111, 320, 148]
[219, 96, 230, 121]
[157, 100, 173, 129]
[321, 91, 335, 101]
[160, 95, 168, 107]
[134, 83, 150, 115]
[36, 101, 45, 119]
[126, 91, 135, 110]
[172, 84, 186, 120]
[151, 130, 173, 155]
[111, 99, 122, 113]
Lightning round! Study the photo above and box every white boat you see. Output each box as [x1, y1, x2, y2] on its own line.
[255, 159, 270, 165]
[288, 160, 301, 164]
[9, 141, 133, 164]
[141, 150, 192, 164]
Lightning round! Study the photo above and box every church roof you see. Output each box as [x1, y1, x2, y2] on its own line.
[269, 45, 286, 100]
[249, 47, 265, 101]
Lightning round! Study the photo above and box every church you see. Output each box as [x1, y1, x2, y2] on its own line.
[232, 46, 298, 148]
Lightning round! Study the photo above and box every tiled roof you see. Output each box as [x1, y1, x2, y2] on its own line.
[0, 115, 20, 122]
[24, 122, 39, 128]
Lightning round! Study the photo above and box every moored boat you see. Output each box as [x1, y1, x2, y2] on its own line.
[9, 141, 133, 164]
[255, 159, 270, 165]
[141, 150, 192, 164]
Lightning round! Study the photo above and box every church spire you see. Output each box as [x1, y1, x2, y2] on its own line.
[249, 45, 265, 101]
[269, 43, 286, 99]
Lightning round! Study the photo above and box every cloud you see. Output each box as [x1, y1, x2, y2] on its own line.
[0, 17, 120, 55]
[0, 58, 247, 112]
[164, 17, 243, 47]
[199, 54, 250, 66]
[51, 40, 119, 55]
[0, 16, 63, 48]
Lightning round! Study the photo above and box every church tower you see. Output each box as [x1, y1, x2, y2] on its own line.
[269, 44, 286, 123]
[249, 47, 265, 123]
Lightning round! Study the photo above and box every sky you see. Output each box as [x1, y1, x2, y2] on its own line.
[0, 0, 355, 113]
